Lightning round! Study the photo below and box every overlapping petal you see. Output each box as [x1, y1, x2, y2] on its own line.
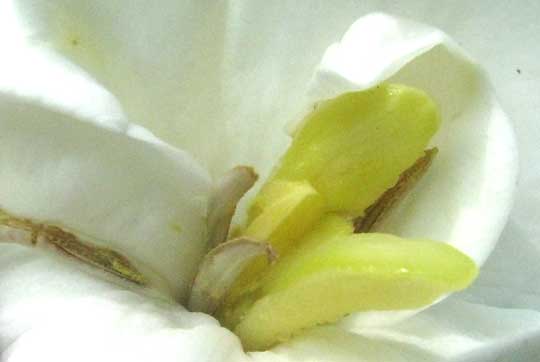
[0, 89, 211, 300]
[0, 19, 213, 299]
[0, 246, 246, 362]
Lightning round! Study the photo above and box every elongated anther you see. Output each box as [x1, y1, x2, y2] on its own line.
[207, 166, 258, 249]
[189, 237, 276, 314]
[0, 211, 147, 285]
[354, 148, 438, 233]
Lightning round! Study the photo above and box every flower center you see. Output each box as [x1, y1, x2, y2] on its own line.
[0, 84, 479, 351]
[188, 84, 478, 350]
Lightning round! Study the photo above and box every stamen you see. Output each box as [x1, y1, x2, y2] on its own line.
[189, 238, 276, 314]
[0, 211, 147, 285]
[206, 167, 258, 249]
[354, 148, 438, 233]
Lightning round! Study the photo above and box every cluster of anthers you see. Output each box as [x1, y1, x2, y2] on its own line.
[0, 84, 478, 351]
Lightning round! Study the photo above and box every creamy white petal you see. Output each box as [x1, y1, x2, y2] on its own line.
[0, 246, 248, 362]
[0, 1, 127, 132]
[3, 247, 539, 362]
[0, 3, 214, 300]
[8, 3, 517, 251]
[7, 0, 367, 183]
[0, 91, 211, 300]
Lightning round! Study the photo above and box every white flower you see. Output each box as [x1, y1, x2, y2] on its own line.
[0, 1, 536, 361]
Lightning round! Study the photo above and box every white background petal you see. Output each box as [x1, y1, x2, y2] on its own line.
[0, 246, 248, 362]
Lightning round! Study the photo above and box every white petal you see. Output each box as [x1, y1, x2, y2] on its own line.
[0, 2, 126, 131]
[0, 90, 211, 300]
[0, 246, 249, 362]
[8, 4, 517, 260]
[0, 3, 214, 300]
[3, 246, 540, 362]
[6, 0, 365, 183]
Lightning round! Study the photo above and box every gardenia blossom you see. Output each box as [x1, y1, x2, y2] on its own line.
[0, 1, 538, 362]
